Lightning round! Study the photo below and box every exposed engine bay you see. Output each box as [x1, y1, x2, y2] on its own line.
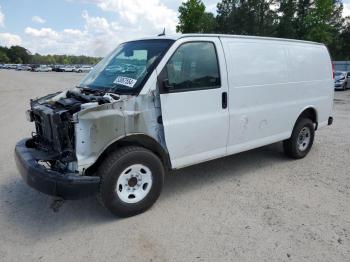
[25, 84, 166, 175]
[27, 88, 120, 172]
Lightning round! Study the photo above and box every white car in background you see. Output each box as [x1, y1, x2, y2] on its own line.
[6, 64, 17, 69]
[60, 65, 76, 72]
[74, 65, 93, 73]
[34, 65, 52, 72]
[16, 65, 32, 71]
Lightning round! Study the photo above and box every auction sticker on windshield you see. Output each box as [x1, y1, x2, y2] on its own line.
[113, 76, 137, 88]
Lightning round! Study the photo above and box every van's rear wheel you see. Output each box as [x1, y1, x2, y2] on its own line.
[283, 118, 315, 159]
[98, 146, 164, 217]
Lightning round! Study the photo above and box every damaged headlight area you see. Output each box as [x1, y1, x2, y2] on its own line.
[28, 89, 114, 173]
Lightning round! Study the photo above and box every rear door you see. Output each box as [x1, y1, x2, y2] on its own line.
[157, 37, 229, 169]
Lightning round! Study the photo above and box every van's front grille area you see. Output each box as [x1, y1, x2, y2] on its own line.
[31, 105, 76, 163]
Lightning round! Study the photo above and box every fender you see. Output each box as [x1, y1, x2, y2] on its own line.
[84, 133, 171, 176]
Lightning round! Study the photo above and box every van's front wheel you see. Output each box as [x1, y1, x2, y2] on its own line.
[283, 118, 315, 159]
[98, 146, 164, 217]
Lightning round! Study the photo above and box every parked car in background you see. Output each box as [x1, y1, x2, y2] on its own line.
[52, 65, 64, 72]
[30, 65, 39, 71]
[74, 65, 93, 73]
[59, 65, 76, 72]
[6, 64, 17, 69]
[334, 71, 349, 91]
[51, 65, 58, 72]
[16, 65, 32, 71]
[33, 65, 52, 72]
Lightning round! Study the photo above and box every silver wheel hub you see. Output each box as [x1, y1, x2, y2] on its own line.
[297, 126, 311, 151]
[116, 164, 153, 204]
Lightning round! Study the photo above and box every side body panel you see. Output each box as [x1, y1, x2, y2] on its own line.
[157, 37, 230, 169]
[221, 37, 333, 155]
[75, 35, 334, 173]
[285, 44, 334, 128]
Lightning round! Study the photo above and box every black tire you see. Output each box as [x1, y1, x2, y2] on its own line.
[98, 146, 164, 217]
[283, 118, 315, 159]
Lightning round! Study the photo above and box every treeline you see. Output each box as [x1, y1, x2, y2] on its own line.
[0, 45, 101, 65]
[177, 0, 350, 60]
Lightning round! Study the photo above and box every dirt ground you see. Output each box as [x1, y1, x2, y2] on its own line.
[0, 70, 349, 262]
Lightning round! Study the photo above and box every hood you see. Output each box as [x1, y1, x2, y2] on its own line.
[335, 75, 346, 81]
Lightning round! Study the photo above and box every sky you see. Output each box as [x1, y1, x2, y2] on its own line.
[0, 0, 349, 57]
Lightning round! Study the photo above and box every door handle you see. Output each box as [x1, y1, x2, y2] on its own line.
[222, 92, 228, 109]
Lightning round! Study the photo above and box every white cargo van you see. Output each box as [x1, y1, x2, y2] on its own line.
[15, 34, 334, 217]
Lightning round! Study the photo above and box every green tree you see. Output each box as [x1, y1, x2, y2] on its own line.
[63, 56, 71, 65]
[46, 54, 56, 65]
[304, 0, 336, 44]
[335, 19, 350, 59]
[176, 0, 216, 33]
[7, 46, 31, 64]
[201, 12, 217, 33]
[179, 0, 350, 59]
[276, 0, 297, 38]
[324, 1, 345, 58]
[0, 45, 101, 65]
[0, 51, 9, 63]
[216, 0, 239, 34]
[216, 0, 277, 36]
[294, 0, 313, 39]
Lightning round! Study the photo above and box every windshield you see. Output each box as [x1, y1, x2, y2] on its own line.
[79, 39, 174, 94]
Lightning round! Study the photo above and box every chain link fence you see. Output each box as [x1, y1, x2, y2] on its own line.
[333, 61, 350, 72]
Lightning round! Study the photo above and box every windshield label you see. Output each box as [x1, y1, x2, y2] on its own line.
[113, 76, 137, 88]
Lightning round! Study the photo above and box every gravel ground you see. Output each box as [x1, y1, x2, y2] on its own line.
[0, 70, 349, 262]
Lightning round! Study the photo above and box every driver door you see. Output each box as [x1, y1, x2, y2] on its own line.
[157, 37, 229, 169]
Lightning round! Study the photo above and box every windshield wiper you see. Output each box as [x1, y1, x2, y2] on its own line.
[76, 85, 107, 96]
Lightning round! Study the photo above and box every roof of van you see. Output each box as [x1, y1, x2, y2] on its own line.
[135, 33, 324, 46]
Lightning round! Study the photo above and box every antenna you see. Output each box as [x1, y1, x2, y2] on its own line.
[158, 28, 166, 37]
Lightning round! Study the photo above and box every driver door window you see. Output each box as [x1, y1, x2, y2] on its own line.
[165, 42, 221, 92]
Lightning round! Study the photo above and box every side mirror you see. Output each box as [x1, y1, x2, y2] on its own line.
[158, 67, 174, 93]
[162, 79, 173, 92]
[124, 49, 134, 57]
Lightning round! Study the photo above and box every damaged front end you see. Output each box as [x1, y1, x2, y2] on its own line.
[14, 88, 119, 199]
[26, 88, 113, 171]
[15, 86, 167, 200]
[15, 38, 172, 200]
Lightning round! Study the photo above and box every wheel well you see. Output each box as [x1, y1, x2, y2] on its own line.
[298, 107, 318, 129]
[84, 135, 171, 176]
